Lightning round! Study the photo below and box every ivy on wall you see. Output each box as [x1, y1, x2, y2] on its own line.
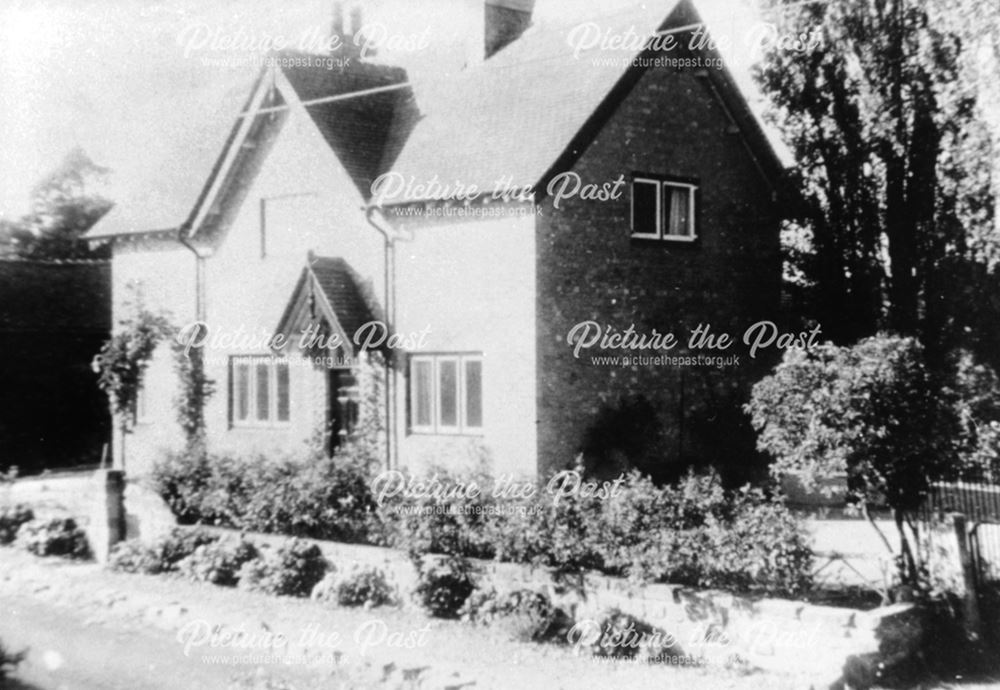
[95, 294, 214, 462]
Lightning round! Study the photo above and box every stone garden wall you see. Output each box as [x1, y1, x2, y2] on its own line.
[4, 472, 923, 687]
[208, 526, 923, 687]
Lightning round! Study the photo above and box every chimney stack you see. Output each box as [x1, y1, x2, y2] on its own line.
[331, 1, 344, 38]
[329, 1, 368, 59]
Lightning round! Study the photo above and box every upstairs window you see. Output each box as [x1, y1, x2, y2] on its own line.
[409, 354, 483, 434]
[631, 177, 698, 241]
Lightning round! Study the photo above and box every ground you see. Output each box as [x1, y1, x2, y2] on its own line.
[1, 547, 997, 690]
[0, 547, 825, 690]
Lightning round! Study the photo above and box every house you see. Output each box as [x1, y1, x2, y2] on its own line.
[0, 259, 112, 473]
[86, 0, 784, 482]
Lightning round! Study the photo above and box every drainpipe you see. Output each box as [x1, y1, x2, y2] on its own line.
[177, 228, 207, 322]
[365, 206, 397, 470]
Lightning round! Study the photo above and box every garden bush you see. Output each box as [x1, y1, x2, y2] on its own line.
[373, 464, 499, 559]
[412, 554, 476, 618]
[152, 444, 811, 596]
[157, 527, 222, 568]
[0, 504, 33, 545]
[16, 517, 90, 559]
[460, 587, 564, 642]
[152, 447, 376, 543]
[580, 609, 681, 662]
[178, 536, 259, 586]
[108, 540, 167, 574]
[323, 565, 396, 608]
[108, 527, 221, 574]
[484, 469, 812, 595]
[237, 539, 329, 597]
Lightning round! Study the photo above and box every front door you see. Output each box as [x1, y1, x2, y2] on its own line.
[327, 369, 356, 455]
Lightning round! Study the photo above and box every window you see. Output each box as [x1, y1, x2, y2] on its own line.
[630, 177, 698, 241]
[231, 356, 291, 426]
[409, 354, 483, 434]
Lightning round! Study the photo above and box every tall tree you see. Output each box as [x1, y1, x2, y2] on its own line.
[0, 147, 112, 260]
[756, 0, 999, 364]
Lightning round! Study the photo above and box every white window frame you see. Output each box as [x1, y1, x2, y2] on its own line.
[409, 354, 484, 435]
[662, 181, 698, 241]
[630, 177, 661, 240]
[630, 177, 698, 242]
[231, 356, 292, 428]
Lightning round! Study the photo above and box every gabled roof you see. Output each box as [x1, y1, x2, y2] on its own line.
[86, 0, 785, 239]
[274, 255, 377, 356]
[386, 0, 783, 202]
[281, 55, 416, 200]
[86, 70, 263, 239]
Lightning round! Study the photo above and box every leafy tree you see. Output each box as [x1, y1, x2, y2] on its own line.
[746, 335, 959, 587]
[0, 146, 112, 260]
[755, 0, 999, 364]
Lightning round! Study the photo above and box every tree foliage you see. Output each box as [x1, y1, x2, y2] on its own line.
[746, 334, 960, 584]
[94, 300, 173, 434]
[170, 325, 216, 457]
[0, 147, 112, 260]
[756, 0, 1000, 363]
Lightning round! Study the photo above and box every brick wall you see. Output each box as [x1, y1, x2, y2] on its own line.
[535, 59, 782, 483]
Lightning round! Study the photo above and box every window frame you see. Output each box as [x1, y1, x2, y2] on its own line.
[629, 174, 700, 243]
[230, 355, 292, 428]
[408, 353, 484, 436]
[629, 177, 662, 240]
[661, 181, 698, 241]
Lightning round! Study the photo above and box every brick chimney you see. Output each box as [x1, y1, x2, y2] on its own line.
[330, 1, 369, 58]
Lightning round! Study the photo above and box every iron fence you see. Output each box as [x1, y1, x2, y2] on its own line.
[922, 480, 1000, 583]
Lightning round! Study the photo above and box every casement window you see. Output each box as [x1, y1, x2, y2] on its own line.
[630, 177, 698, 241]
[231, 356, 291, 426]
[409, 354, 483, 434]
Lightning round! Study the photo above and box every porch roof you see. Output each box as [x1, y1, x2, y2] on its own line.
[273, 255, 377, 356]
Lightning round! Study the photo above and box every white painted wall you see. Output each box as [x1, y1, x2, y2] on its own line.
[111, 75, 386, 473]
[111, 238, 196, 475]
[392, 210, 538, 478]
[112, 75, 538, 479]
[198, 87, 384, 461]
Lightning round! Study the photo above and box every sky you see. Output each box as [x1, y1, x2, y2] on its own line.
[1, 0, 794, 220]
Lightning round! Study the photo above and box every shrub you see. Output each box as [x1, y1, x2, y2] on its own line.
[460, 587, 563, 642]
[16, 517, 90, 559]
[484, 469, 812, 595]
[579, 609, 681, 662]
[238, 539, 329, 597]
[152, 448, 376, 543]
[0, 504, 33, 545]
[178, 537, 259, 586]
[108, 540, 166, 574]
[693, 489, 812, 593]
[108, 527, 221, 575]
[328, 565, 396, 608]
[747, 335, 958, 584]
[412, 554, 476, 618]
[483, 467, 607, 571]
[373, 464, 498, 559]
[158, 527, 222, 569]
